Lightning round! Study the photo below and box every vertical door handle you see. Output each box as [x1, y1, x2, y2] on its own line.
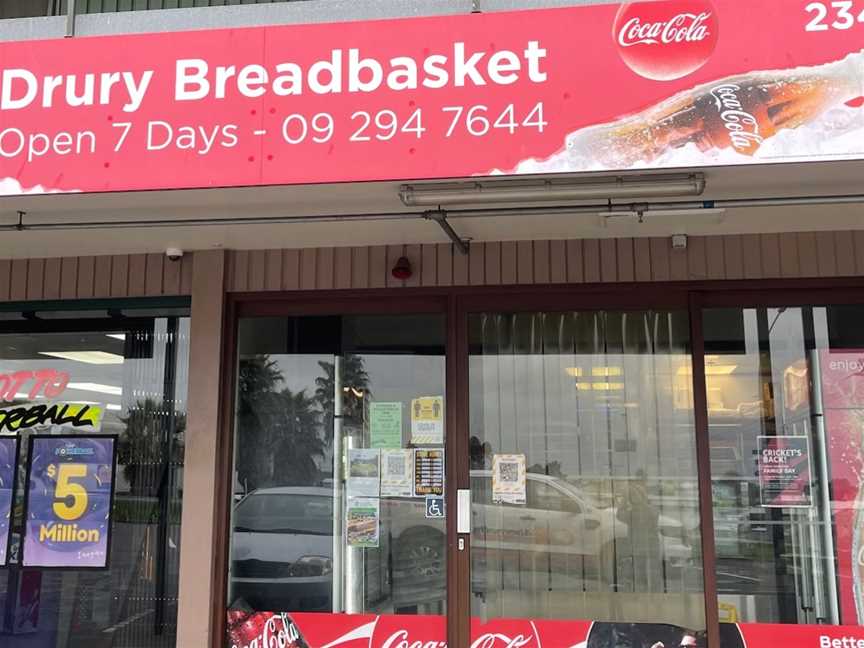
[457, 489, 471, 534]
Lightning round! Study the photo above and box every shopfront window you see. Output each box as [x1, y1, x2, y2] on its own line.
[705, 305, 864, 627]
[0, 307, 190, 647]
[226, 314, 447, 646]
[468, 310, 705, 632]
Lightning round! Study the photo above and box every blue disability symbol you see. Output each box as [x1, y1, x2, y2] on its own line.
[425, 496, 445, 518]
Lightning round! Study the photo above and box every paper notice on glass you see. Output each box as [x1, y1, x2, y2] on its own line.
[370, 402, 402, 449]
[380, 449, 413, 497]
[411, 396, 444, 445]
[347, 448, 380, 497]
[757, 436, 812, 508]
[414, 448, 445, 497]
[492, 454, 526, 505]
[346, 497, 380, 548]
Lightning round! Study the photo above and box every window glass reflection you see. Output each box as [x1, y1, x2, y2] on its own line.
[0, 315, 189, 647]
[705, 305, 864, 626]
[469, 310, 704, 630]
[227, 315, 447, 621]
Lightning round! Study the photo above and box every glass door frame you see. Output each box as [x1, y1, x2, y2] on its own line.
[452, 286, 715, 647]
[212, 291, 460, 647]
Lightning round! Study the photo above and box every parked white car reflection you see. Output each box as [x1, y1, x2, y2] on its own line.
[470, 471, 692, 564]
[229, 474, 693, 613]
[230, 487, 334, 612]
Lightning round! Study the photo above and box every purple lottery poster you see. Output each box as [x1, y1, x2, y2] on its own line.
[0, 436, 17, 565]
[23, 435, 117, 568]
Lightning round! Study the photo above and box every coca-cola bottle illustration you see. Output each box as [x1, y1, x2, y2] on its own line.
[561, 50, 863, 169]
[226, 605, 310, 648]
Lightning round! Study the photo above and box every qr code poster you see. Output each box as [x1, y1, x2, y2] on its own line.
[492, 454, 526, 505]
[410, 396, 444, 445]
[380, 449, 413, 497]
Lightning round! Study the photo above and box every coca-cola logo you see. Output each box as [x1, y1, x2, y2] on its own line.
[319, 616, 544, 648]
[470, 633, 537, 648]
[381, 630, 448, 648]
[230, 613, 303, 648]
[710, 84, 763, 153]
[613, 0, 719, 81]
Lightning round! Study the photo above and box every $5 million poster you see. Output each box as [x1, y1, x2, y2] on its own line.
[23, 435, 117, 568]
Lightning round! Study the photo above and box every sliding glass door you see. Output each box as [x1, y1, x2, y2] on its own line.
[466, 309, 706, 644]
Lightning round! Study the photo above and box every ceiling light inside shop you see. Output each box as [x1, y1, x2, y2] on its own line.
[576, 382, 626, 391]
[106, 404, 122, 411]
[566, 367, 623, 377]
[38, 351, 124, 365]
[677, 364, 738, 376]
[67, 382, 122, 396]
[106, 333, 126, 341]
[591, 367, 622, 377]
[400, 174, 705, 206]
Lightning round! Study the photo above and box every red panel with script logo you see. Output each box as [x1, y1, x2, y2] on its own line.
[226, 611, 864, 648]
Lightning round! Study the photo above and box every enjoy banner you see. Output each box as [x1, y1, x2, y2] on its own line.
[0, 0, 862, 195]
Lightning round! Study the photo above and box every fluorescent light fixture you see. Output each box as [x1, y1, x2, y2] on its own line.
[576, 382, 626, 391]
[67, 382, 122, 396]
[106, 404, 122, 411]
[400, 174, 705, 207]
[591, 366, 622, 377]
[106, 333, 126, 341]
[38, 351, 124, 365]
[677, 365, 738, 376]
[565, 366, 623, 377]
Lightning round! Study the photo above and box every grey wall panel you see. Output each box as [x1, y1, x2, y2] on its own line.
[0, 0, 619, 41]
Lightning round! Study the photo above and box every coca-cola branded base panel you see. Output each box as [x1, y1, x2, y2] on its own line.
[0, 0, 862, 195]
[226, 611, 864, 648]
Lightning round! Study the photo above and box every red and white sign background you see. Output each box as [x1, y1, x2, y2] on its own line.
[819, 351, 864, 628]
[226, 610, 864, 648]
[0, 0, 862, 196]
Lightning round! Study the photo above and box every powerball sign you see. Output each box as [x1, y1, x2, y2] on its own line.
[22, 435, 117, 568]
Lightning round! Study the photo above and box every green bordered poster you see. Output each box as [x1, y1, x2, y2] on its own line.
[370, 402, 402, 449]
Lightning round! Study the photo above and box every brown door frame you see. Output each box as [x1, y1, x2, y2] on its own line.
[213, 278, 864, 648]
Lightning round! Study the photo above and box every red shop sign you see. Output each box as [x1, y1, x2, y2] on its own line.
[227, 611, 864, 648]
[0, 0, 862, 196]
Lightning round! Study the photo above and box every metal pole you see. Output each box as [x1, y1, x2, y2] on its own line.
[7, 193, 864, 231]
[345, 435, 364, 613]
[155, 317, 179, 635]
[809, 347, 841, 624]
[65, 0, 76, 37]
[332, 355, 344, 612]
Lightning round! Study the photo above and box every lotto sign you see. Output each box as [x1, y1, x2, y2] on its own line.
[0, 436, 18, 566]
[1, 0, 863, 196]
[22, 435, 117, 568]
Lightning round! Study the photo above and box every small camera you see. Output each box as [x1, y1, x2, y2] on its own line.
[165, 248, 184, 262]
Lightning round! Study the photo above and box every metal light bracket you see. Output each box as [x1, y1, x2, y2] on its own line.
[424, 210, 470, 255]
